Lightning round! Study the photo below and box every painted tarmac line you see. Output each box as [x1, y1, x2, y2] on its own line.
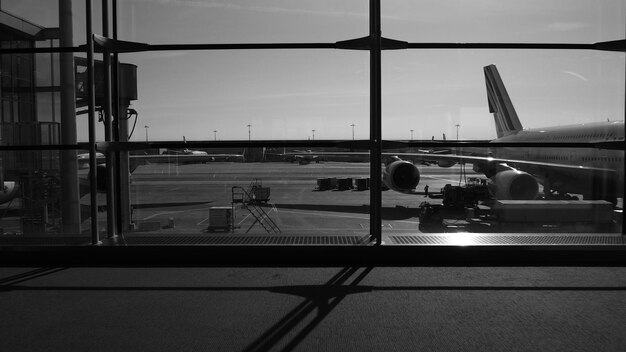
[141, 207, 207, 221]
[277, 209, 369, 220]
[196, 218, 210, 226]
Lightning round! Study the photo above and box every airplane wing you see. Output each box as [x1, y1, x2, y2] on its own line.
[392, 152, 615, 173]
[263, 149, 617, 176]
[392, 151, 619, 198]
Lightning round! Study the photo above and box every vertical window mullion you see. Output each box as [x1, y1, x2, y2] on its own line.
[369, 0, 382, 244]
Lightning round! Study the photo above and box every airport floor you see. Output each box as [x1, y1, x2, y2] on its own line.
[1, 266, 626, 352]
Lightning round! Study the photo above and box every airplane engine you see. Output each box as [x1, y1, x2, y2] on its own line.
[0, 181, 19, 204]
[490, 169, 539, 200]
[383, 160, 420, 193]
[437, 160, 456, 168]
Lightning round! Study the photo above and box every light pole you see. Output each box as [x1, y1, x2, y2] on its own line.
[312, 129, 315, 141]
[350, 124, 355, 140]
[455, 124, 460, 140]
[247, 124, 251, 141]
[213, 130, 217, 141]
[144, 125, 149, 142]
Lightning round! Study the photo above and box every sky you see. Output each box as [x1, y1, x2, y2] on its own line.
[2, 0, 625, 142]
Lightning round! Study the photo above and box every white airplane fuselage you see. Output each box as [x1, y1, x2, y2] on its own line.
[490, 120, 625, 197]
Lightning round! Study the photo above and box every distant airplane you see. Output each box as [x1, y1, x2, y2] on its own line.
[280, 150, 321, 165]
[273, 149, 376, 165]
[161, 136, 210, 156]
[76, 136, 245, 170]
[155, 136, 245, 162]
[386, 64, 624, 201]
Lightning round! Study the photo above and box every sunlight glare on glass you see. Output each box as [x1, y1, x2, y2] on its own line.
[446, 233, 477, 246]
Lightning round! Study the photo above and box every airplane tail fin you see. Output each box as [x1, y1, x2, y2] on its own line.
[484, 65, 523, 138]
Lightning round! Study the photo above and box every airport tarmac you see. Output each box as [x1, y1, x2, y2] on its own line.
[2, 161, 623, 241]
[123, 162, 470, 237]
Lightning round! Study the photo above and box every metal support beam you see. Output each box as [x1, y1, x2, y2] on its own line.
[102, 0, 117, 239]
[110, 0, 132, 235]
[623, 22, 626, 236]
[86, 0, 100, 244]
[59, 0, 81, 235]
[369, 0, 382, 245]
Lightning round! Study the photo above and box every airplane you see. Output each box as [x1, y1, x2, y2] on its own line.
[285, 65, 624, 202]
[385, 64, 624, 202]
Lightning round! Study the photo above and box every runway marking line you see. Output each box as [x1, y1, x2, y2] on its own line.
[141, 206, 209, 221]
[278, 209, 369, 221]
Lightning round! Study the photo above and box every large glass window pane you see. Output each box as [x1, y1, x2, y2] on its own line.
[382, 0, 625, 43]
[382, 51, 624, 141]
[94, 51, 371, 142]
[116, 147, 372, 243]
[381, 144, 623, 237]
[381, 48, 624, 238]
[1, 0, 89, 47]
[117, 1, 368, 44]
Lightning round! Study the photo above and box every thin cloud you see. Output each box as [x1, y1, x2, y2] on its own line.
[561, 70, 588, 82]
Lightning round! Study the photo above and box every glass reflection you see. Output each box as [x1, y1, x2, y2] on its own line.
[1, 150, 63, 236]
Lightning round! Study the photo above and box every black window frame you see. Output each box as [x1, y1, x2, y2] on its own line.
[0, 0, 624, 266]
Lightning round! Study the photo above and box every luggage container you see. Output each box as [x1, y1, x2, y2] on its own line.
[317, 178, 332, 191]
[355, 178, 369, 191]
[207, 206, 232, 232]
[337, 178, 353, 190]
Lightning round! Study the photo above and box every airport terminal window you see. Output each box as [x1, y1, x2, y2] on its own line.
[0, 1, 624, 252]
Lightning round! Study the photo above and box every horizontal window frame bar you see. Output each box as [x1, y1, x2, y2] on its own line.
[0, 46, 83, 54]
[0, 39, 623, 54]
[1, 140, 622, 152]
[407, 40, 625, 52]
[1, 245, 625, 267]
[0, 144, 84, 151]
[96, 140, 370, 151]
